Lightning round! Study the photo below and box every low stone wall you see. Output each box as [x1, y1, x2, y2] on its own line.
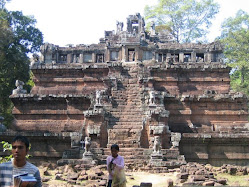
[180, 133, 249, 166]
[2, 131, 249, 167]
[0, 131, 71, 164]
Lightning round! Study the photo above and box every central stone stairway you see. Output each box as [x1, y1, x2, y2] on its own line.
[107, 63, 145, 148]
[89, 63, 186, 171]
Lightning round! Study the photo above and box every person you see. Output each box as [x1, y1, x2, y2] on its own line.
[0, 135, 42, 187]
[106, 144, 126, 187]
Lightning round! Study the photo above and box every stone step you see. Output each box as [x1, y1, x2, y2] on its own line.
[109, 120, 144, 124]
[112, 91, 142, 95]
[108, 113, 144, 118]
[109, 109, 143, 113]
[111, 101, 142, 105]
[111, 99, 142, 104]
[93, 148, 182, 162]
[108, 125, 143, 129]
[110, 104, 143, 107]
[124, 84, 141, 88]
[110, 117, 144, 121]
[116, 111, 142, 115]
[109, 111, 144, 115]
[112, 125, 143, 129]
[107, 143, 140, 148]
[102, 154, 147, 160]
[111, 94, 142, 98]
[116, 114, 145, 118]
[112, 105, 143, 109]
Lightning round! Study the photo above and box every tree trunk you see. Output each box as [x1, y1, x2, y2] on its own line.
[241, 66, 245, 84]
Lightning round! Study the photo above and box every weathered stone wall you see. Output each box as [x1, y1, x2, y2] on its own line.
[10, 95, 90, 132]
[31, 65, 109, 95]
[151, 63, 231, 95]
[164, 95, 248, 133]
[0, 132, 71, 164]
[180, 133, 249, 166]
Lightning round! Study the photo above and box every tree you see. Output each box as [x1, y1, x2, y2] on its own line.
[144, 0, 220, 43]
[0, 3, 43, 126]
[220, 10, 249, 83]
[0, 141, 12, 163]
[0, 0, 11, 10]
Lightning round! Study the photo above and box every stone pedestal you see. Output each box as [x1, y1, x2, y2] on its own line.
[149, 104, 157, 108]
[151, 152, 163, 160]
[94, 104, 103, 111]
[150, 153, 164, 167]
[83, 151, 93, 160]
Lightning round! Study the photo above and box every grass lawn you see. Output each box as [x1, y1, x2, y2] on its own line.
[216, 173, 249, 186]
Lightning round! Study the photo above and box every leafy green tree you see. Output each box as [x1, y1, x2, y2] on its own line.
[219, 10, 249, 95]
[144, 0, 220, 43]
[0, 2, 43, 126]
[220, 10, 249, 83]
[0, 0, 10, 10]
[0, 141, 12, 163]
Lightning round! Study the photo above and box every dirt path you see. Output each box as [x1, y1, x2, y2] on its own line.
[126, 172, 178, 187]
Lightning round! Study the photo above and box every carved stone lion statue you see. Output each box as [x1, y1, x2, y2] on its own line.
[153, 136, 161, 154]
[95, 90, 101, 105]
[149, 90, 156, 105]
[84, 136, 91, 153]
[12, 80, 27, 95]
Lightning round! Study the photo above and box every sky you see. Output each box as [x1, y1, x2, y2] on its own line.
[5, 0, 249, 47]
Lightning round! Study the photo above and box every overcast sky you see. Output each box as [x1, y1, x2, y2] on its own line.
[6, 0, 249, 46]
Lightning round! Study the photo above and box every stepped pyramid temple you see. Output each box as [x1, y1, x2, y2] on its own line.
[1, 13, 249, 169]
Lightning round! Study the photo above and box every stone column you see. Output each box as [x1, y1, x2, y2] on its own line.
[166, 53, 171, 63]
[118, 50, 122, 62]
[137, 48, 142, 61]
[152, 51, 156, 61]
[204, 52, 211, 62]
[67, 53, 73, 63]
[179, 52, 184, 63]
[121, 46, 126, 62]
[79, 54, 83, 63]
[92, 53, 96, 63]
[73, 54, 77, 63]
[106, 49, 110, 62]
[135, 47, 139, 61]
[125, 47, 129, 62]
[191, 52, 196, 62]
[56, 51, 59, 63]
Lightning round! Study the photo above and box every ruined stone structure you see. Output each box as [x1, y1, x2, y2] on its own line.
[1, 13, 249, 167]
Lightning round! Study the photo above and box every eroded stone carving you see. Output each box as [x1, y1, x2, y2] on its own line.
[149, 90, 156, 105]
[95, 90, 102, 105]
[171, 132, 181, 148]
[70, 132, 81, 148]
[87, 124, 101, 136]
[30, 53, 40, 67]
[12, 80, 27, 95]
[83, 136, 93, 159]
[116, 21, 124, 34]
[40, 43, 57, 64]
[84, 136, 91, 153]
[153, 136, 161, 154]
[150, 21, 156, 35]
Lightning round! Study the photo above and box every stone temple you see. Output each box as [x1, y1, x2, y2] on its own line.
[1, 13, 249, 168]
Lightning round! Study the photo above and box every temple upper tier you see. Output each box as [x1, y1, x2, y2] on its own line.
[36, 13, 223, 66]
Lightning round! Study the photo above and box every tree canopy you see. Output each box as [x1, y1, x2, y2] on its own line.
[144, 0, 220, 43]
[0, 2, 43, 126]
[219, 10, 249, 95]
